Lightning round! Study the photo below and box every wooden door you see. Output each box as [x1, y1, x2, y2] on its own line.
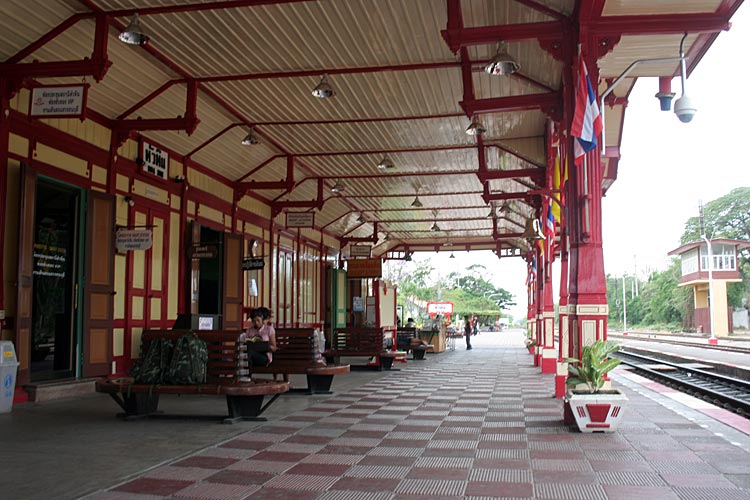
[15, 165, 36, 385]
[82, 192, 115, 377]
[222, 232, 243, 329]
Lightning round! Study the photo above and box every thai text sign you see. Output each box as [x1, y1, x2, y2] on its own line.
[286, 212, 314, 228]
[347, 258, 382, 278]
[33, 243, 67, 279]
[115, 229, 153, 252]
[30, 84, 88, 119]
[242, 258, 265, 270]
[427, 301, 454, 315]
[142, 141, 169, 180]
[190, 244, 217, 259]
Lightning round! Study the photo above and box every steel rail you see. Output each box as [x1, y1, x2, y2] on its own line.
[615, 350, 750, 416]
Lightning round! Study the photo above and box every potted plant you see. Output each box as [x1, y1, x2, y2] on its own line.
[564, 339, 627, 433]
[524, 338, 537, 354]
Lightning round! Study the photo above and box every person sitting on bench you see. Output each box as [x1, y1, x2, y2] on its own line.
[244, 308, 277, 375]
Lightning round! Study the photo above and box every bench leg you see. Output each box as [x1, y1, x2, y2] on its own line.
[412, 349, 426, 360]
[307, 374, 334, 394]
[108, 392, 160, 419]
[224, 393, 282, 424]
[380, 356, 394, 370]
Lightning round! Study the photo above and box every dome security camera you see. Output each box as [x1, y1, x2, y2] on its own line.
[673, 95, 697, 123]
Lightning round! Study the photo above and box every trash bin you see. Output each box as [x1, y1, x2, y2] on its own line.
[0, 341, 19, 413]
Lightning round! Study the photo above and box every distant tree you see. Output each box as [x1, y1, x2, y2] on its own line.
[639, 260, 692, 328]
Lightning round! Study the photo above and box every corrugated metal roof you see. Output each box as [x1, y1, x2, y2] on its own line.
[1, 0, 740, 255]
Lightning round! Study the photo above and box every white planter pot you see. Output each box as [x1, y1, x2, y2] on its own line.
[565, 390, 628, 433]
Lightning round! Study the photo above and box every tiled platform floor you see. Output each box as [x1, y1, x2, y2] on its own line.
[80, 332, 750, 499]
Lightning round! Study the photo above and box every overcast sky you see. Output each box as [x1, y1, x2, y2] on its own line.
[407, 4, 750, 321]
[602, 2, 750, 277]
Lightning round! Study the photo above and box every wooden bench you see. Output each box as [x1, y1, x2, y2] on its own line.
[249, 328, 349, 394]
[325, 327, 399, 370]
[96, 330, 289, 424]
[396, 327, 433, 360]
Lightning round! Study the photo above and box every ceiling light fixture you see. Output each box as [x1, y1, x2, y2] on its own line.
[431, 222, 441, 232]
[410, 195, 422, 208]
[377, 156, 395, 170]
[485, 41, 520, 76]
[312, 74, 335, 99]
[331, 180, 345, 194]
[357, 213, 366, 223]
[241, 132, 260, 146]
[119, 13, 150, 46]
[465, 116, 486, 136]
[449, 252, 455, 258]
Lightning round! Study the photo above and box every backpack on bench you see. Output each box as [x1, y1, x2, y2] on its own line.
[131, 337, 174, 385]
[167, 332, 208, 384]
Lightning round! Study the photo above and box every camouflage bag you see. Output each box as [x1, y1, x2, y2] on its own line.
[166, 332, 208, 384]
[131, 337, 174, 384]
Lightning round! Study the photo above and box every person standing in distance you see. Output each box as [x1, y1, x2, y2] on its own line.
[463, 315, 472, 350]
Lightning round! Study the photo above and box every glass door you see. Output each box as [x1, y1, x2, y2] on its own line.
[30, 178, 82, 381]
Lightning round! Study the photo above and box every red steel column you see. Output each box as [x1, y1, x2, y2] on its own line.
[566, 54, 608, 362]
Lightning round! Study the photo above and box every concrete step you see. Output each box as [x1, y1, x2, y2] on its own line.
[24, 378, 98, 402]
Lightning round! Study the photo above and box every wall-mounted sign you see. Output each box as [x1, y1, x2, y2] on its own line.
[352, 296, 364, 312]
[286, 212, 314, 228]
[190, 244, 217, 259]
[141, 140, 169, 180]
[350, 245, 371, 258]
[242, 258, 265, 270]
[347, 258, 382, 279]
[30, 84, 88, 119]
[115, 229, 153, 252]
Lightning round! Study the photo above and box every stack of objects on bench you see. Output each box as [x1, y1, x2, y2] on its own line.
[247, 328, 349, 394]
[96, 330, 289, 423]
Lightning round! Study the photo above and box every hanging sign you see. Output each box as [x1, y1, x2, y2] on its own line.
[242, 258, 265, 270]
[141, 140, 169, 180]
[350, 245, 371, 258]
[347, 258, 382, 278]
[30, 84, 88, 119]
[190, 244, 217, 259]
[115, 229, 153, 252]
[286, 212, 314, 228]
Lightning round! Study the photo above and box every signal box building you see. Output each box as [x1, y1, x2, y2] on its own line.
[669, 239, 750, 336]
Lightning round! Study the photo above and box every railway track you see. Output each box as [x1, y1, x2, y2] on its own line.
[609, 333, 750, 354]
[615, 350, 750, 416]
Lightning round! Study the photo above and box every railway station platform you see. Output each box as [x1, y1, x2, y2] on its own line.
[3, 331, 750, 500]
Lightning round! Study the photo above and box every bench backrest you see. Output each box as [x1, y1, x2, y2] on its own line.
[272, 328, 322, 366]
[396, 327, 418, 348]
[141, 329, 244, 383]
[331, 328, 385, 352]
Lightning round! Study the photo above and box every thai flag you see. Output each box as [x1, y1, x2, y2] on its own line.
[571, 56, 603, 164]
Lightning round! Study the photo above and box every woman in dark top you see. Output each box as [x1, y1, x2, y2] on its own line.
[463, 315, 472, 350]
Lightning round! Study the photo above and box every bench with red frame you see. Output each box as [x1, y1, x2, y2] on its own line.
[95, 330, 289, 424]
[325, 327, 399, 370]
[248, 328, 349, 394]
[396, 327, 433, 360]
